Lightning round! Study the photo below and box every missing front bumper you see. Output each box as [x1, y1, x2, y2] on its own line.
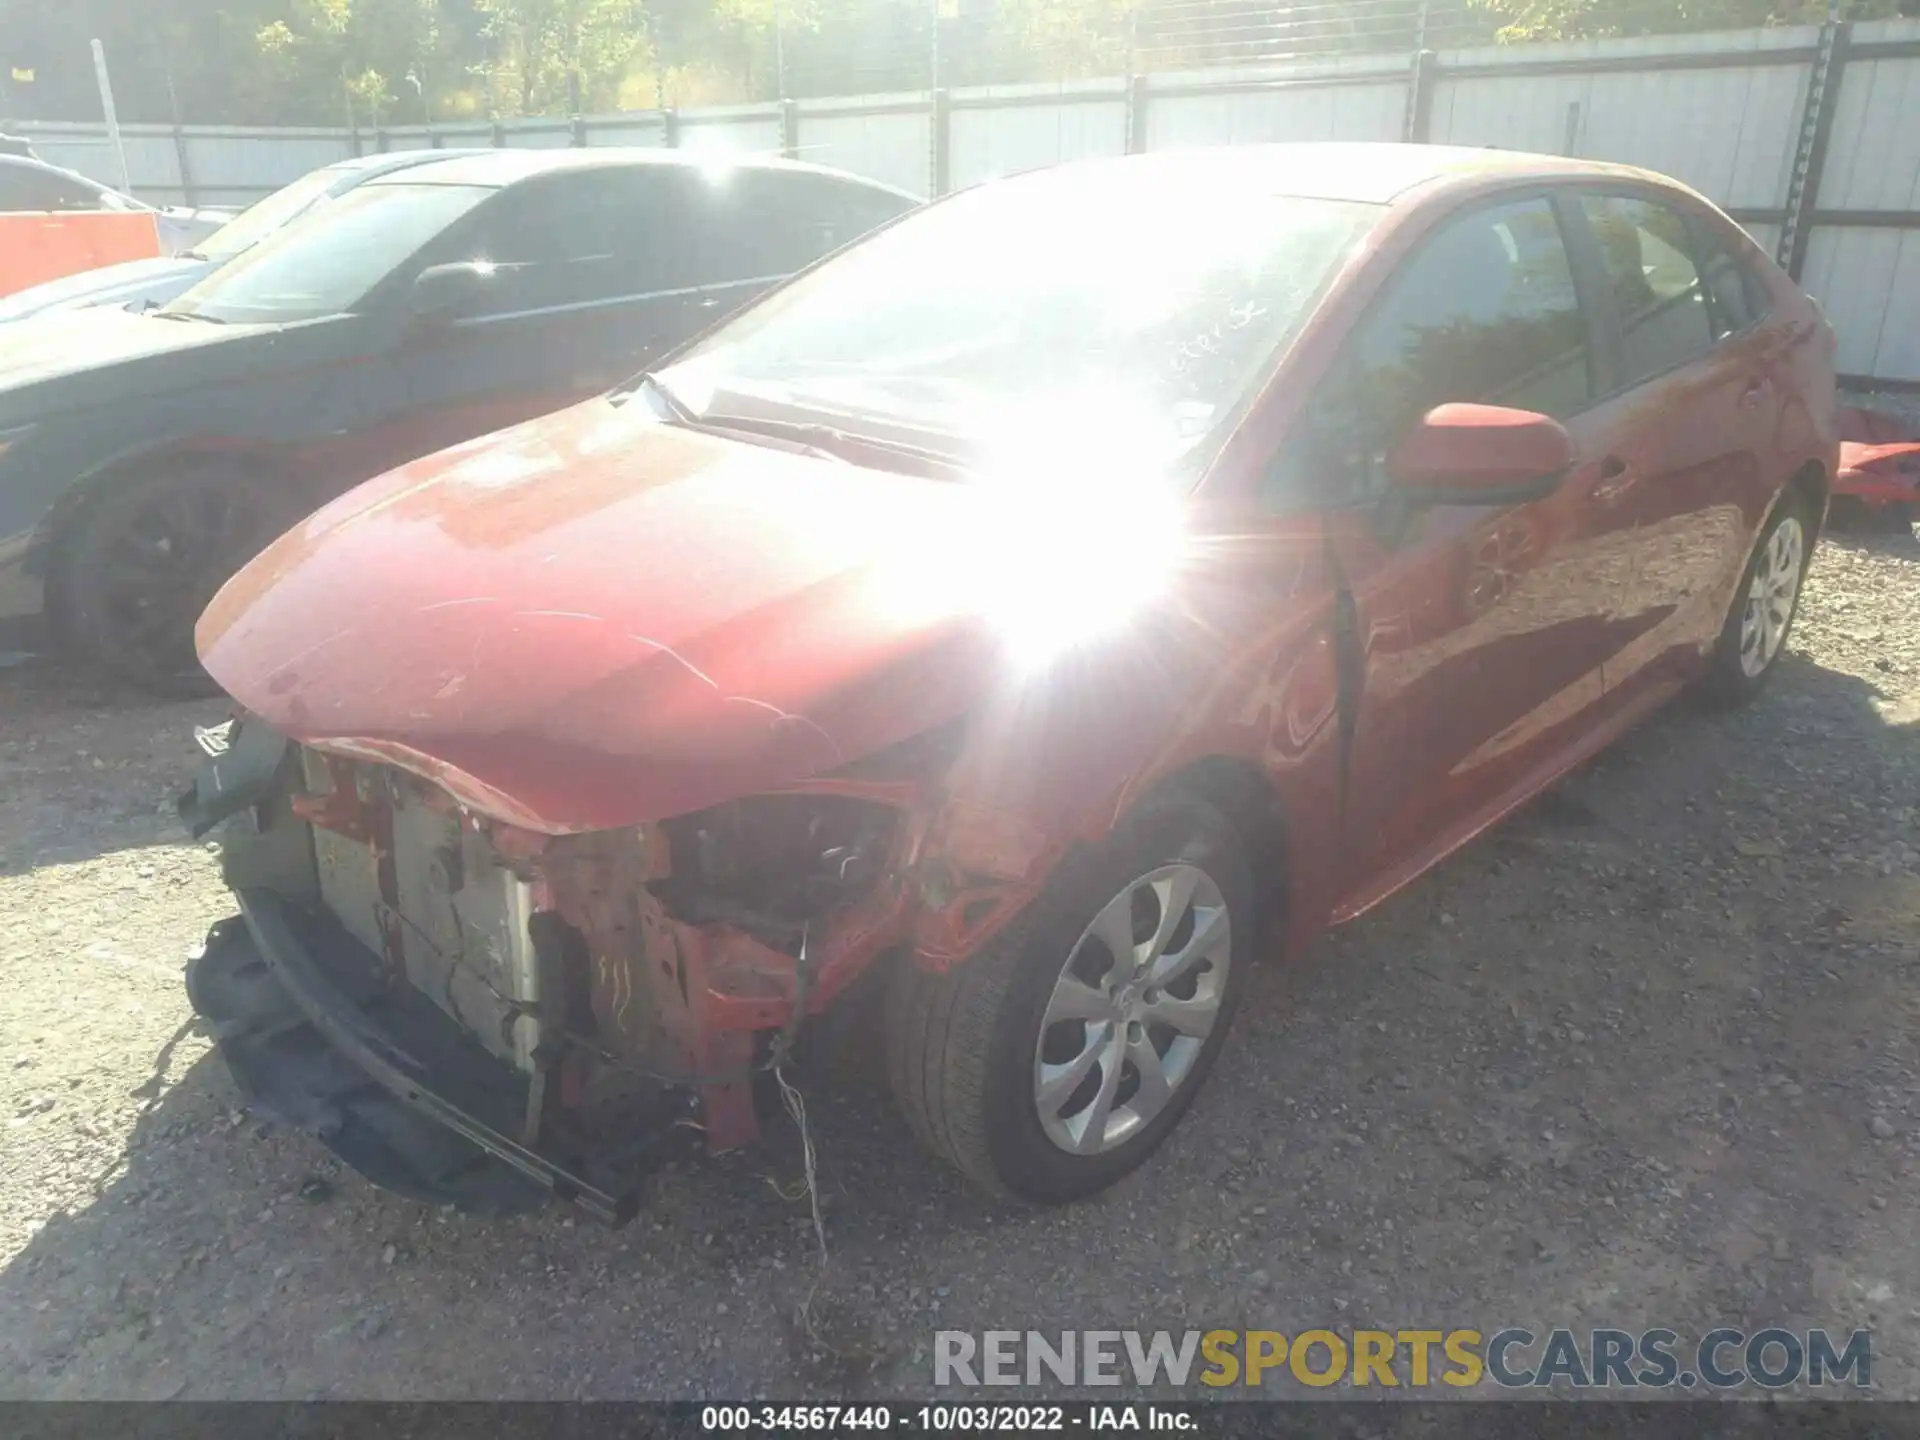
[188, 893, 688, 1224]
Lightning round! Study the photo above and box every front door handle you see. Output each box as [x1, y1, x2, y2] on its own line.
[1738, 378, 1771, 410]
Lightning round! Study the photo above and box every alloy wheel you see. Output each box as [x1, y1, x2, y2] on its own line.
[1032, 863, 1232, 1156]
[1738, 514, 1805, 679]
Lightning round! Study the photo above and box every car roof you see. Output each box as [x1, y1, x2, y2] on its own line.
[0, 153, 101, 182]
[366, 145, 919, 200]
[322, 148, 494, 177]
[1037, 142, 1693, 208]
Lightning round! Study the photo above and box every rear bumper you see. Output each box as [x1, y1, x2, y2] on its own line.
[188, 892, 684, 1224]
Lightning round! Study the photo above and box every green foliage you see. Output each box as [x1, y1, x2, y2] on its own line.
[5, 0, 1914, 125]
[1467, 0, 1904, 43]
[472, 0, 647, 115]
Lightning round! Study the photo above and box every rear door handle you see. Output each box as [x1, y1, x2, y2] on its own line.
[1588, 455, 1633, 504]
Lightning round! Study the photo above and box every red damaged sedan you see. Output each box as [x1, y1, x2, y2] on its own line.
[180, 143, 1838, 1218]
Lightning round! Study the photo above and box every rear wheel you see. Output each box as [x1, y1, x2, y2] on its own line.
[1700, 494, 1812, 708]
[884, 791, 1253, 1202]
[54, 461, 296, 697]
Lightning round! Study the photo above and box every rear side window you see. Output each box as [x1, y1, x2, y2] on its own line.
[833, 183, 919, 242]
[1690, 218, 1770, 339]
[690, 171, 915, 284]
[1277, 196, 1589, 506]
[1579, 194, 1715, 388]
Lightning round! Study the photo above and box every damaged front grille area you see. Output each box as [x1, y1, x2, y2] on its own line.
[649, 794, 897, 952]
[187, 720, 952, 1212]
[300, 750, 551, 1074]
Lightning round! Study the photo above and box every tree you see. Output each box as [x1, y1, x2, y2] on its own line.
[1468, 0, 1906, 43]
[252, 0, 461, 124]
[471, 0, 646, 114]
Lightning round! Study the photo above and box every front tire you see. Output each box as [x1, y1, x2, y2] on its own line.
[1699, 493, 1813, 709]
[53, 461, 296, 698]
[884, 790, 1254, 1202]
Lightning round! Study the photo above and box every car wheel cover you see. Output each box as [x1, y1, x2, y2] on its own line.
[1031, 862, 1231, 1157]
[1738, 514, 1804, 679]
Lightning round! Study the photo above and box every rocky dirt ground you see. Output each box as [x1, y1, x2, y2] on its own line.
[0, 526, 1916, 1404]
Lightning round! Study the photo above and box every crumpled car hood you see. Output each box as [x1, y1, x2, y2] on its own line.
[199, 400, 1016, 832]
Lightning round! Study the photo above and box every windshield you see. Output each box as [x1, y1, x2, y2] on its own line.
[195, 165, 349, 260]
[161, 181, 491, 324]
[654, 167, 1380, 485]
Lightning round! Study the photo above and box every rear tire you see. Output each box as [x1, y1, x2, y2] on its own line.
[53, 460, 297, 698]
[1699, 492, 1813, 709]
[884, 790, 1253, 1202]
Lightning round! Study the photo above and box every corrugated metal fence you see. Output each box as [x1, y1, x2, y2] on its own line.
[18, 16, 1920, 385]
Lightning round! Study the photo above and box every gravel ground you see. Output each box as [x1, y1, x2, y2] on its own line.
[1, 525, 1916, 1402]
[1843, 389, 1920, 437]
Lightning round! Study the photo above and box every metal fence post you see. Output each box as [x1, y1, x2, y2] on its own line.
[171, 125, 198, 207]
[781, 97, 799, 159]
[491, 119, 505, 148]
[1778, 15, 1851, 281]
[1400, 0, 1435, 144]
[1403, 49, 1437, 143]
[1126, 74, 1149, 154]
[375, 127, 390, 154]
[662, 108, 680, 148]
[163, 65, 198, 207]
[930, 87, 950, 197]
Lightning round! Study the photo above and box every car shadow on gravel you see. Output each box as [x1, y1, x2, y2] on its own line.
[2, 643, 1916, 1399]
[0, 661, 227, 873]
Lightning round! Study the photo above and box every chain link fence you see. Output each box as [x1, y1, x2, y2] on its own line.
[4, 0, 1912, 122]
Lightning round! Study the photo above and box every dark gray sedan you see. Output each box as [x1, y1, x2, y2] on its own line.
[0, 148, 918, 692]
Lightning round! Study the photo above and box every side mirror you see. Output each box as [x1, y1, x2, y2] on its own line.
[1384, 403, 1573, 506]
[409, 262, 493, 326]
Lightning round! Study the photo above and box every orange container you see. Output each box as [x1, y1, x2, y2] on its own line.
[0, 210, 163, 297]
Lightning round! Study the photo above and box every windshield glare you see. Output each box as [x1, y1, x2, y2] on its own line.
[197, 165, 348, 260]
[162, 181, 491, 324]
[657, 169, 1380, 485]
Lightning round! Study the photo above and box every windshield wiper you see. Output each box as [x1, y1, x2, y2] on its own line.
[612, 373, 846, 463]
[612, 373, 958, 475]
[700, 412, 958, 473]
[150, 310, 226, 325]
[611, 370, 694, 419]
[179, 248, 209, 261]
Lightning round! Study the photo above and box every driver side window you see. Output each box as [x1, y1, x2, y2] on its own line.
[1268, 195, 1591, 509]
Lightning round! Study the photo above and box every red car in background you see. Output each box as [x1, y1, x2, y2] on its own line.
[1835, 406, 1920, 530]
[180, 143, 1837, 1219]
